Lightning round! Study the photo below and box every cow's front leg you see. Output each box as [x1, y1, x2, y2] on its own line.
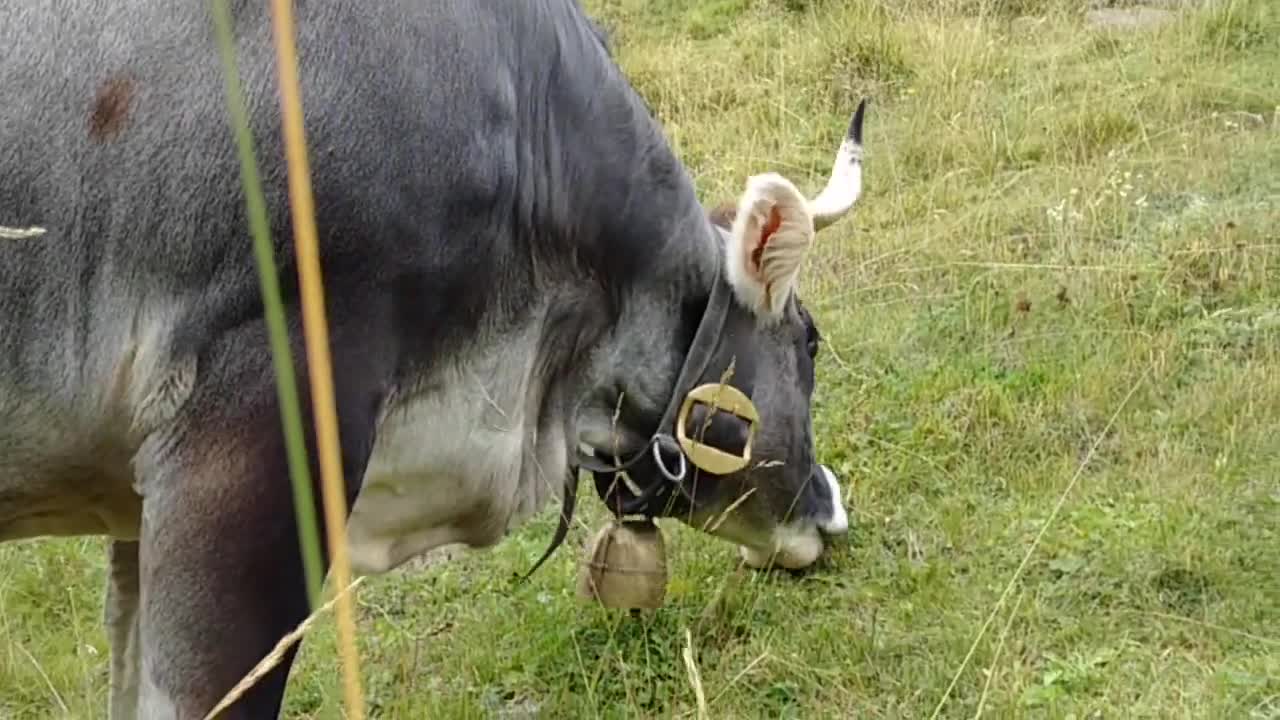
[130, 310, 394, 719]
[106, 540, 141, 720]
[133, 428, 319, 720]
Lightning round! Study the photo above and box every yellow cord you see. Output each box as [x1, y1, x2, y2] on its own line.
[266, 0, 365, 717]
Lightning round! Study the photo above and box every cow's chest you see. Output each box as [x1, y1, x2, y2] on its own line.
[0, 384, 143, 542]
[345, 341, 566, 575]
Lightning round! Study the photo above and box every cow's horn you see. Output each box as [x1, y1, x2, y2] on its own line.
[808, 98, 867, 232]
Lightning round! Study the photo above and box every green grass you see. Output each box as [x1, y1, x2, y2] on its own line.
[4, 0, 1279, 717]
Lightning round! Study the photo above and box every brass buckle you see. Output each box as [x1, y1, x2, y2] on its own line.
[674, 383, 760, 476]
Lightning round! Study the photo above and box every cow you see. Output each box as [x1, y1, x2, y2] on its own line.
[0, 0, 866, 717]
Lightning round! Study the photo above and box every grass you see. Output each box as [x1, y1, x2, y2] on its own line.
[3, 0, 1279, 717]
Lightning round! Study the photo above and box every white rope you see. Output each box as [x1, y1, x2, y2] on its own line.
[0, 226, 47, 239]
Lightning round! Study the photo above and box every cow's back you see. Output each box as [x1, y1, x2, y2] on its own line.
[1, 0, 527, 322]
[0, 0, 585, 541]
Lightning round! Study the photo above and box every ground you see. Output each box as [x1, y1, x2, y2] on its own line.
[2, 0, 1278, 717]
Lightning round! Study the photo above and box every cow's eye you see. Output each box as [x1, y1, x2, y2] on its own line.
[806, 324, 820, 359]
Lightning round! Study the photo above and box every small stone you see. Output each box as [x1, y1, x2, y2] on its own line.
[1011, 15, 1047, 35]
[1086, 7, 1175, 30]
[1222, 110, 1267, 130]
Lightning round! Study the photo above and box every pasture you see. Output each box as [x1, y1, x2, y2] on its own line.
[2, 0, 1277, 717]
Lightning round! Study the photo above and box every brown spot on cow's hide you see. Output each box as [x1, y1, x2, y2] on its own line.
[707, 202, 737, 230]
[88, 75, 136, 143]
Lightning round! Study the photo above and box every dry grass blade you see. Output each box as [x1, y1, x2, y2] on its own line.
[930, 364, 1153, 720]
[973, 587, 1025, 719]
[700, 487, 756, 535]
[202, 577, 367, 720]
[1118, 609, 1280, 648]
[682, 628, 709, 720]
[710, 651, 769, 707]
[266, 0, 365, 716]
[15, 641, 68, 715]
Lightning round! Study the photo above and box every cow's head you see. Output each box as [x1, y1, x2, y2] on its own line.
[566, 101, 867, 573]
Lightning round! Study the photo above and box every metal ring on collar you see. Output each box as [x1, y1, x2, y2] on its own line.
[652, 436, 687, 482]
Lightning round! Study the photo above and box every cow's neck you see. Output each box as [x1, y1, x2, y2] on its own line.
[516, 17, 724, 468]
[514, 6, 720, 303]
[346, 12, 724, 574]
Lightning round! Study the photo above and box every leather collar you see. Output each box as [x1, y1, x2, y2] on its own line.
[522, 257, 755, 579]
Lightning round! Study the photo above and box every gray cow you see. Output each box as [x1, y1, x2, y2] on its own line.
[0, 0, 866, 717]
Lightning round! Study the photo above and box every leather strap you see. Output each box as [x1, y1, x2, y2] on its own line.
[574, 267, 735, 477]
[521, 259, 738, 580]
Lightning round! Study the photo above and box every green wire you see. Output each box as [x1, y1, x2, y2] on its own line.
[209, 0, 325, 609]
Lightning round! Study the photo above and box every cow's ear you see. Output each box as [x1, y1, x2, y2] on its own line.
[725, 173, 814, 319]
